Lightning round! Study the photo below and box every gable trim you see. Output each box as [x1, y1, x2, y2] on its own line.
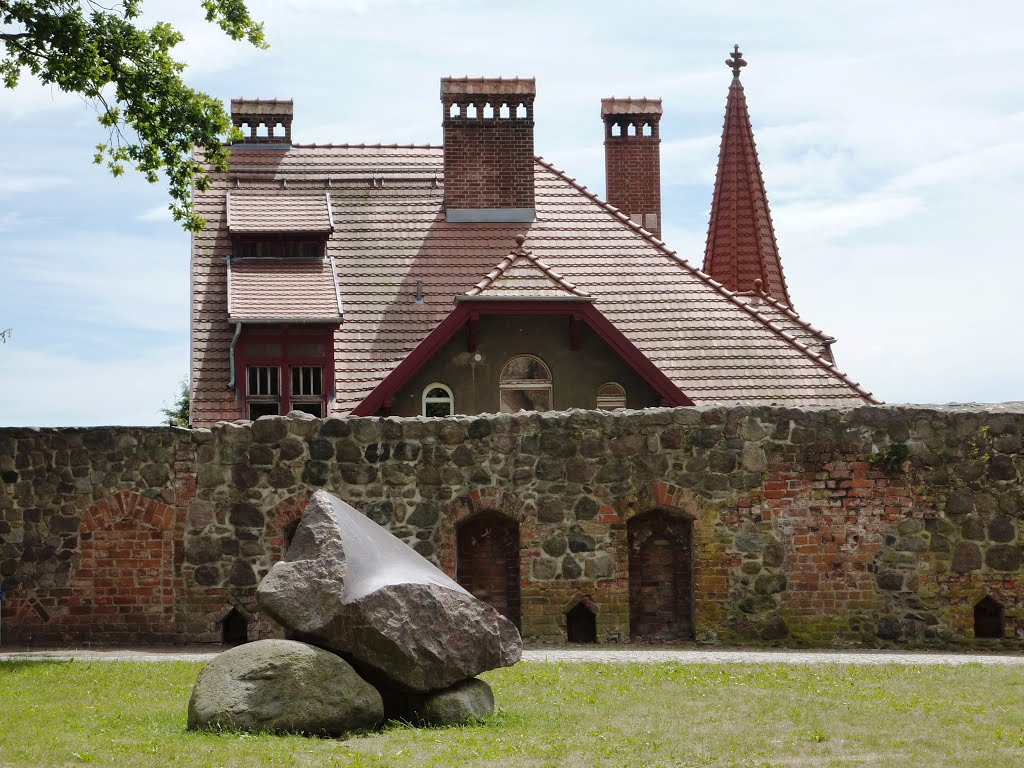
[351, 301, 693, 416]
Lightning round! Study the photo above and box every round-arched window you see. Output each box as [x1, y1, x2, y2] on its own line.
[499, 355, 552, 413]
[596, 382, 627, 410]
[422, 383, 454, 417]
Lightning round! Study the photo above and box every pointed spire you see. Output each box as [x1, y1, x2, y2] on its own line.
[703, 45, 793, 308]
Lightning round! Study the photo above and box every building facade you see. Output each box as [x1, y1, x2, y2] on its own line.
[190, 52, 875, 428]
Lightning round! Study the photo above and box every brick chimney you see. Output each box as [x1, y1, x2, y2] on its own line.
[602, 97, 662, 239]
[441, 77, 536, 222]
[230, 99, 294, 146]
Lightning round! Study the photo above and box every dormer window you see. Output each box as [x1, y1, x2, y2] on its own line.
[236, 239, 322, 259]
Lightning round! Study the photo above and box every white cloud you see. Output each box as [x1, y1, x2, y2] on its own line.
[3, 232, 189, 334]
[0, 343, 189, 427]
[0, 174, 72, 195]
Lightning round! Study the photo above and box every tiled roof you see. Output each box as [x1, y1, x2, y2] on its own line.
[227, 192, 334, 234]
[227, 256, 343, 322]
[703, 69, 793, 307]
[191, 145, 875, 424]
[465, 240, 591, 299]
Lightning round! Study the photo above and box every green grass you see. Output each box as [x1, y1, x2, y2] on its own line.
[2, 659, 1024, 767]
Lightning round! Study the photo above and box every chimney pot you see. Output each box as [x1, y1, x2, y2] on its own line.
[231, 98, 294, 146]
[601, 97, 663, 239]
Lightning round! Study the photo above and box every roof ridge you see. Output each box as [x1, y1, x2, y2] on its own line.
[533, 155, 879, 404]
[736, 290, 835, 343]
[289, 143, 442, 150]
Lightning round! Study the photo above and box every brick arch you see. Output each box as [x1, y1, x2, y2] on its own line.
[440, 489, 526, 630]
[74, 491, 181, 642]
[438, 487, 527, 573]
[445, 487, 528, 528]
[81, 491, 177, 533]
[625, 481, 697, 641]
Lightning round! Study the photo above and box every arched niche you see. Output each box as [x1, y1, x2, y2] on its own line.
[566, 598, 597, 644]
[627, 508, 694, 640]
[974, 595, 1005, 639]
[456, 511, 521, 630]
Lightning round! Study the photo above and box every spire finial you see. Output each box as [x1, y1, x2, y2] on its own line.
[726, 44, 747, 78]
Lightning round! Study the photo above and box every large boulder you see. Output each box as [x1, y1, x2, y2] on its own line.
[257, 490, 521, 692]
[186, 639, 383, 735]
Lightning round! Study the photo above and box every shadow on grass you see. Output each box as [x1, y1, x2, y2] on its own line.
[0, 659, 75, 674]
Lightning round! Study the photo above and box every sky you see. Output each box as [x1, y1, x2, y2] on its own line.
[1, 0, 1022, 426]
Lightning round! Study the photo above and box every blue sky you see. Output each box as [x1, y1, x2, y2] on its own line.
[1, 0, 1022, 426]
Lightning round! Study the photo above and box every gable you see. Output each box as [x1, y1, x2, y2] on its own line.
[190, 145, 874, 425]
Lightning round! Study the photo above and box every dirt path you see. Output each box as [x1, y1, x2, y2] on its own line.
[2, 644, 1023, 665]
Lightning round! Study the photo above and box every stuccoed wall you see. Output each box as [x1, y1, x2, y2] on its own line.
[1, 404, 1022, 647]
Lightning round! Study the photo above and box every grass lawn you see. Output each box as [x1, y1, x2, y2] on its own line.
[2, 659, 1023, 767]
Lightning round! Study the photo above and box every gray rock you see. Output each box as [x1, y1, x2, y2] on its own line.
[421, 678, 495, 725]
[257, 490, 521, 692]
[186, 639, 383, 736]
[378, 677, 495, 726]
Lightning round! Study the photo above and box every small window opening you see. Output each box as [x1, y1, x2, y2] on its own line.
[273, 122, 286, 137]
[500, 103, 510, 119]
[483, 103, 494, 119]
[516, 103, 527, 118]
[248, 402, 279, 419]
[255, 122, 269, 138]
[449, 103, 461, 118]
[611, 123, 622, 137]
[423, 383, 454, 417]
[627, 122, 637, 137]
[290, 366, 324, 417]
[466, 103, 477, 119]
[248, 365, 281, 419]
[643, 123, 653, 137]
[566, 602, 597, 643]
[240, 122, 252, 138]
[596, 382, 627, 410]
[974, 596, 1005, 639]
[221, 608, 249, 646]
[499, 355, 552, 413]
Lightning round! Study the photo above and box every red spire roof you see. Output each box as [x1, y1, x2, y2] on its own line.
[703, 45, 793, 308]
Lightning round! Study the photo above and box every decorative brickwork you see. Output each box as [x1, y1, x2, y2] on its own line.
[441, 77, 536, 212]
[1, 404, 1022, 648]
[602, 97, 662, 239]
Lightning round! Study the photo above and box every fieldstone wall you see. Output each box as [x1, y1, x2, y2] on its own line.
[1, 404, 1022, 648]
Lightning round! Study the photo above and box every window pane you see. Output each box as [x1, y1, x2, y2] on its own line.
[425, 400, 452, 417]
[292, 402, 323, 417]
[501, 355, 550, 383]
[291, 366, 323, 396]
[500, 387, 551, 413]
[426, 387, 449, 399]
[248, 402, 279, 419]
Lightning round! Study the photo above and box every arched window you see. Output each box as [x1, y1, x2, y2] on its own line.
[596, 382, 627, 410]
[499, 355, 552, 413]
[422, 383, 454, 417]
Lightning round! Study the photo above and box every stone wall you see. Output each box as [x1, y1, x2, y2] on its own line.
[1, 404, 1022, 648]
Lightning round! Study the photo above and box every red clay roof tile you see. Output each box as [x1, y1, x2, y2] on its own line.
[192, 140, 875, 423]
[703, 52, 793, 308]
